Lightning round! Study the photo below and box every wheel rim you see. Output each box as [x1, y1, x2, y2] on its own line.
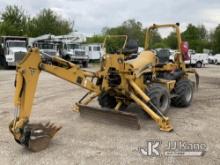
[159, 94, 169, 112]
[185, 87, 192, 102]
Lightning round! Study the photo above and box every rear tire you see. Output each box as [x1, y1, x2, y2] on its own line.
[171, 79, 193, 107]
[98, 92, 128, 110]
[147, 83, 170, 115]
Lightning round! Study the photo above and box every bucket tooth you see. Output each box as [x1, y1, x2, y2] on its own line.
[22, 122, 62, 152]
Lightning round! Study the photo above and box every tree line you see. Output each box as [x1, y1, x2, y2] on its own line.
[0, 5, 220, 54]
[88, 19, 220, 54]
[0, 5, 72, 37]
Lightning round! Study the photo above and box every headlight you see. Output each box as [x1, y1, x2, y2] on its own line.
[6, 56, 14, 61]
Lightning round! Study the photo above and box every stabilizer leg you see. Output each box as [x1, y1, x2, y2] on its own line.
[128, 80, 173, 132]
[73, 92, 98, 112]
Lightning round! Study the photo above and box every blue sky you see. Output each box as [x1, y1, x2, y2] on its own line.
[0, 0, 220, 36]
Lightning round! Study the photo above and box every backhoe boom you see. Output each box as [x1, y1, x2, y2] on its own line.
[10, 48, 100, 151]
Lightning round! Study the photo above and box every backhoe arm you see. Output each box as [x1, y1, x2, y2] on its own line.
[9, 48, 100, 151]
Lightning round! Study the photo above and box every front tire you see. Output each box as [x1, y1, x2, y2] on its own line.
[98, 92, 117, 109]
[171, 79, 194, 107]
[98, 92, 128, 110]
[147, 83, 170, 115]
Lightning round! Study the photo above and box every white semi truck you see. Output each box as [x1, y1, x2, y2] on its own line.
[0, 36, 28, 68]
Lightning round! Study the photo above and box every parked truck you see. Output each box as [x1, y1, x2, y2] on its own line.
[53, 34, 89, 67]
[29, 34, 89, 67]
[83, 43, 103, 62]
[29, 34, 60, 63]
[61, 42, 89, 67]
[33, 40, 60, 63]
[213, 54, 220, 64]
[186, 53, 208, 68]
[0, 36, 28, 68]
[208, 54, 217, 64]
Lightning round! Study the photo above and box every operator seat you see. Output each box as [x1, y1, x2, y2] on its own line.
[122, 39, 138, 56]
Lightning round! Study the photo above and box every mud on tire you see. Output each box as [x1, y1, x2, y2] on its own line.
[171, 79, 194, 107]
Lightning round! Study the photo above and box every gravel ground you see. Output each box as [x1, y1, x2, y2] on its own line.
[0, 64, 220, 165]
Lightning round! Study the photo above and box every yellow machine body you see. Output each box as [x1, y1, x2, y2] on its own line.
[9, 24, 199, 152]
